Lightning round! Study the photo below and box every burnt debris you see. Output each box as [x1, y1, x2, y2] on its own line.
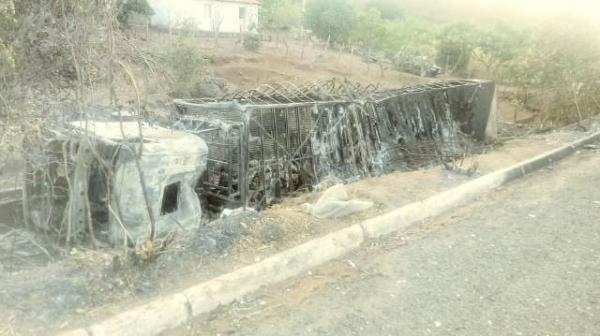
[22, 120, 208, 245]
[20, 79, 495, 246]
[173, 79, 497, 212]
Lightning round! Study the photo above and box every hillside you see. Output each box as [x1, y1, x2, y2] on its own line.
[134, 32, 525, 123]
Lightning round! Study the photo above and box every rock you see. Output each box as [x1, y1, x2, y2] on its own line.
[192, 82, 224, 98]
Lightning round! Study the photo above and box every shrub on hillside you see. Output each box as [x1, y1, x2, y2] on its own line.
[503, 19, 600, 125]
[162, 38, 208, 97]
[305, 0, 356, 45]
[472, 22, 528, 79]
[116, 0, 154, 26]
[243, 34, 261, 52]
[436, 22, 476, 75]
[392, 45, 438, 77]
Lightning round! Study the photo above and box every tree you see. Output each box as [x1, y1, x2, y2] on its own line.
[351, 8, 387, 53]
[163, 37, 208, 97]
[436, 22, 476, 74]
[210, 4, 225, 43]
[0, 0, 16, 119]
[260, 0, 302, 30]
[381, 18, 438, 56]
[472, 21, 528, 78]
[260, 0, 303, 55]
[505, 18, 600, 125]
[305, 0, 356, 45]
[366, 0, 403, 21]
[116, 0, 154, 26]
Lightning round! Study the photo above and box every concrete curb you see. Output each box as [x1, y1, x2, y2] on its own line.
[61, 130, 600, 336]
[64, 225, 364, 336]
[362, 130, 600, 238]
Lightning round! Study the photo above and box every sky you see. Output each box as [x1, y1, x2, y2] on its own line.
[401, 0, 600, 22]
[474, 0, 600, 18]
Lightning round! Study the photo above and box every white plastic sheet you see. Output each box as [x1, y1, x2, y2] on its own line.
[302, 184, 373, 219]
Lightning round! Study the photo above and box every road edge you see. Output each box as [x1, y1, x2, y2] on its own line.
[60, 130, 600, 336]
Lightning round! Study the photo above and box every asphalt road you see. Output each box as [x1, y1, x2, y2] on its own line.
[181, 149, 600, 336]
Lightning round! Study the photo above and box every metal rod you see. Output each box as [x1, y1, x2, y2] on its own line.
[258, 109, 267, 208]
[272, 108, 281, 196]
[284, 107, 291, 192]
[226, 129, 233, 204]
[295, 107, 303, 189]
[241, 114, 249, 209]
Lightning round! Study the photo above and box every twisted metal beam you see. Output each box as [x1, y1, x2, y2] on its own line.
[177, 79, 482, 107]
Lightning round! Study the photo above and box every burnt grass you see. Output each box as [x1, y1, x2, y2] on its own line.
[0, 210, 266, 333]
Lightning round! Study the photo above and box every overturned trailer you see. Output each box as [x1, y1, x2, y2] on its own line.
[173, 79, 497, 212]
[23, 119, 208, 245]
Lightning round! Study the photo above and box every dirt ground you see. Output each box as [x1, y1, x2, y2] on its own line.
[152, 34, 435, 91]
[207, 40, 431, 91]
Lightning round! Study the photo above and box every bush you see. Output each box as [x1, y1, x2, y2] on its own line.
[116, 0, 154, 26]
[380, 19, 438, 58]
[472, 22, 528, 78]
[243, 34, 261, 52]
[161, 38, 208, 97]
[392, 45, 437, 76]
[366, 0, 403, 20]
[351, 8, 387, 53]
[260, 0, 302, 30]
[504, 19, 600, 125]
[305, 0, 356, 45]
[436, 22, 476, 74]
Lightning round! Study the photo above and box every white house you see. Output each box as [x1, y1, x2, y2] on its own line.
[148, 0, 260, 34]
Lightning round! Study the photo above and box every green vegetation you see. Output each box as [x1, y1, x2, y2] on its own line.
[436, 22, 476, 74]
[116, 0, 154, 26]
[1, 0, 599, 127]
[351, 8, 386, 53]
[504, 20, 600, 124]
[366, 0, 403, 21]
[260, 0, 303, 30]
[161, 38, 208, 97]
[472, 21, 528, 78]
[304, 0, 356, 44]
[243, 34, 261, 52]
[296, 0, 600, 125]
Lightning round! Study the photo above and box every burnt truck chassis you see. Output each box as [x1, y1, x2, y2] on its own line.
[173, 79, 496, 213]
[22, 121, 208, 245]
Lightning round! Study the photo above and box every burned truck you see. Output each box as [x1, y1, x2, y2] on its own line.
[22, 118, 208, 245]
[22, 79, 495, 245]
[173, 79, 497, 212]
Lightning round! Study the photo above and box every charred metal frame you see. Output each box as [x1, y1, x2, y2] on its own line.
[174, 79, 496, 211]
